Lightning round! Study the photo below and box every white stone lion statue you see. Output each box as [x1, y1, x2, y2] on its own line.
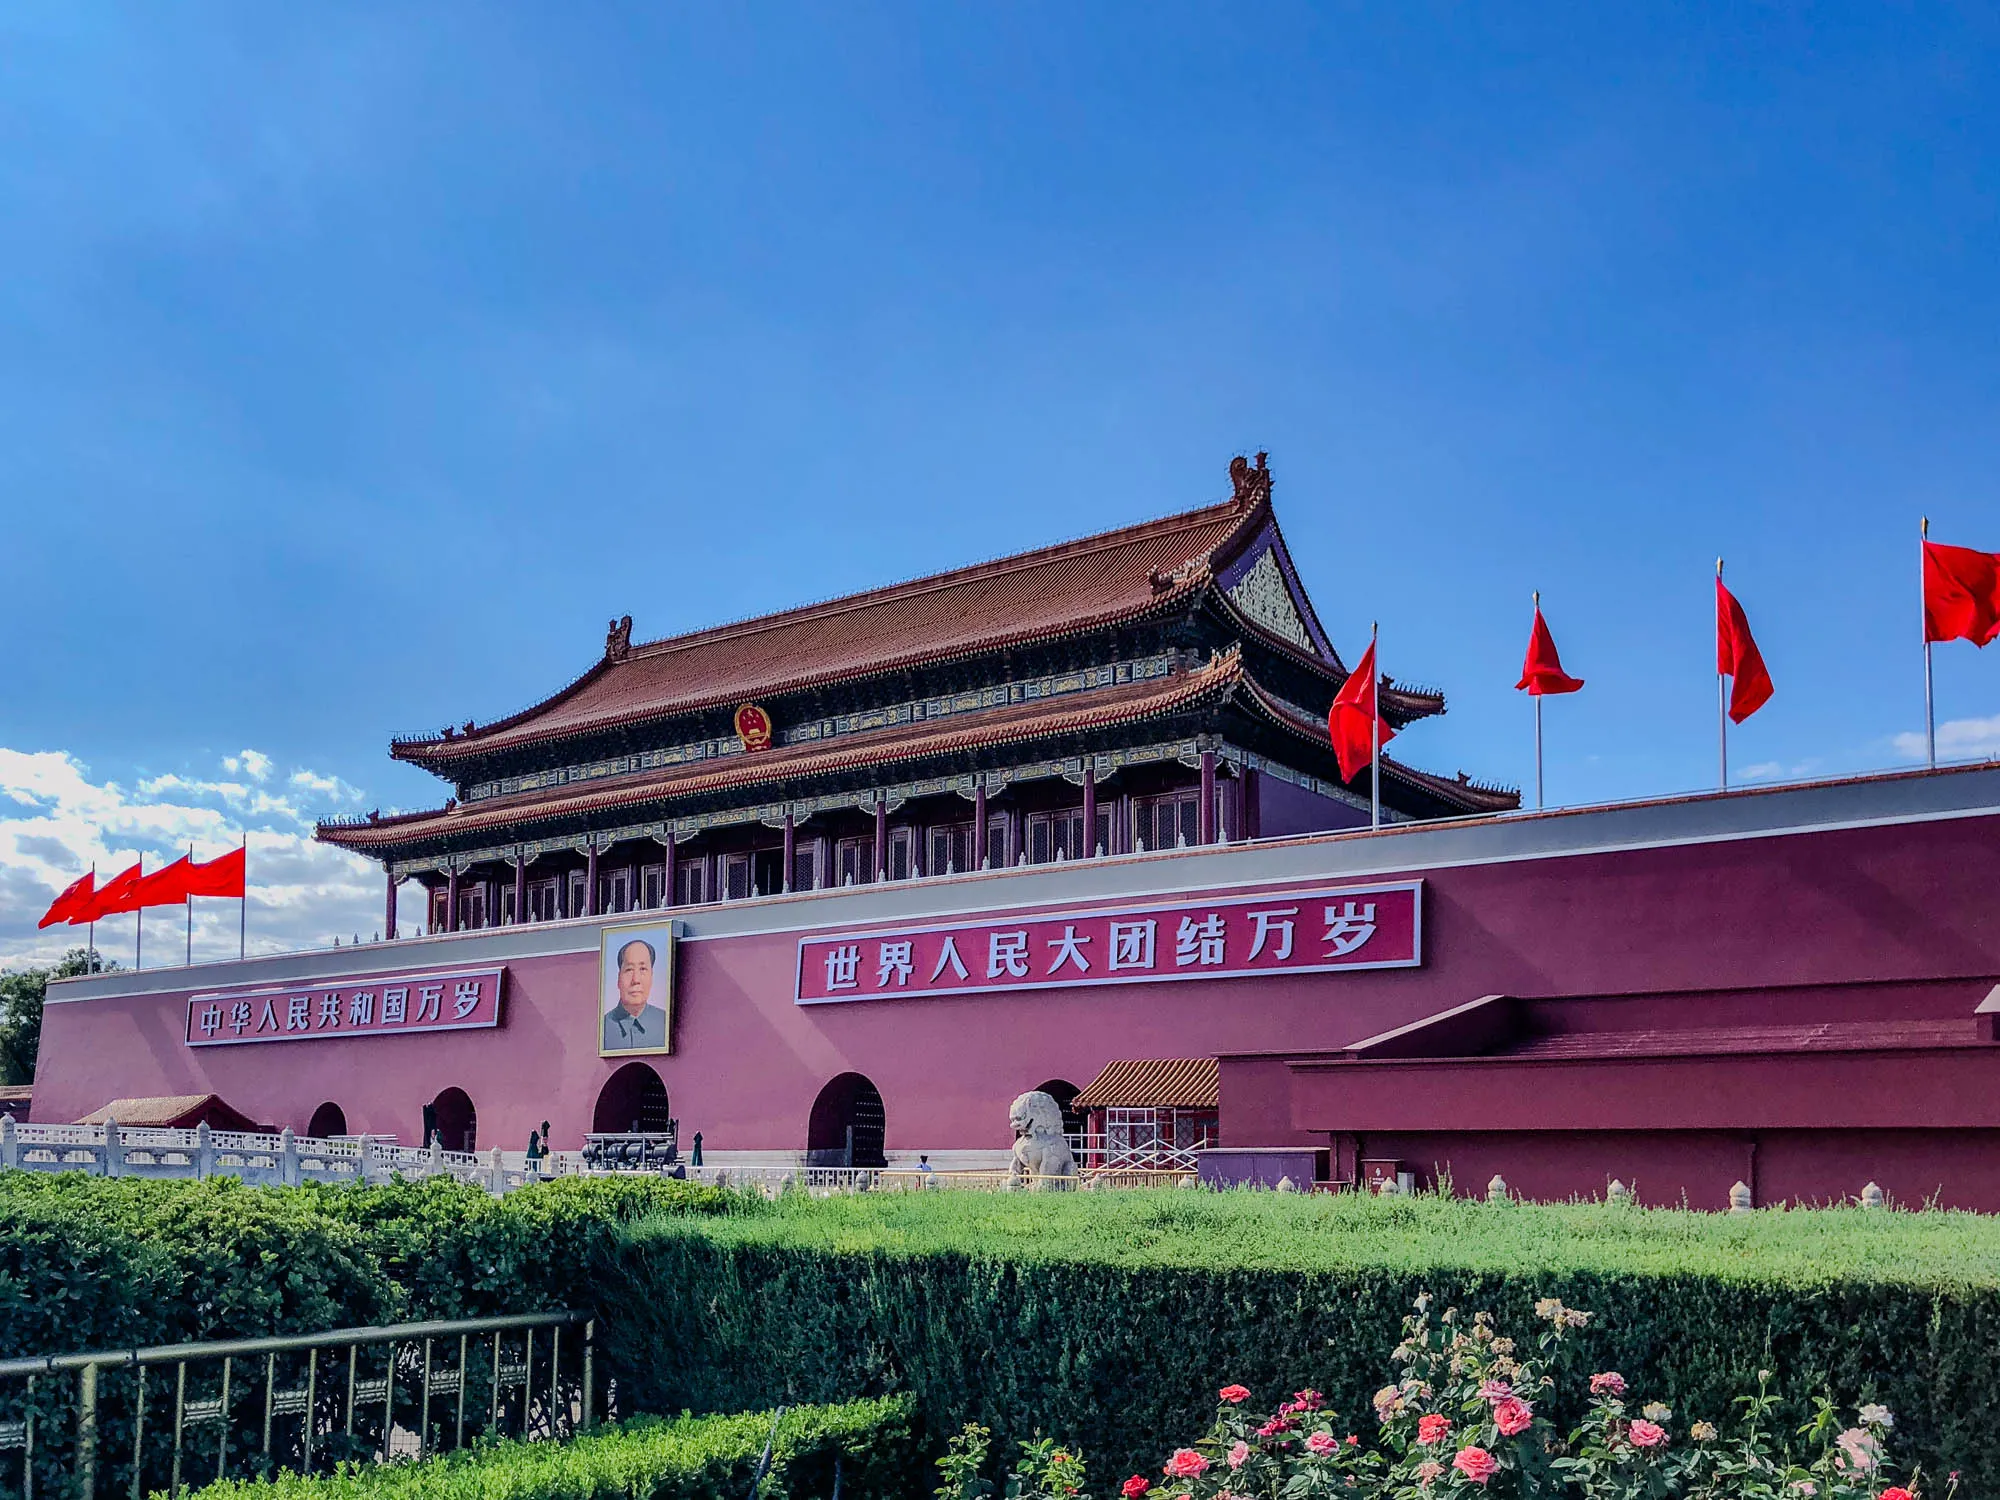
[1008, 1090, 1078, 1190]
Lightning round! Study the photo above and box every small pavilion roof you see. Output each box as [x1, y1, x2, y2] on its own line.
[79, 1094, 262, 1130]
[391, 460, 1442, 771]
[1074, 1058, 1220, 1110]
[324, 649, 1512, 854]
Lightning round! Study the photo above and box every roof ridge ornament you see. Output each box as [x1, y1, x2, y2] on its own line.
[1228, 451, 1272, 507]
[605, 614, 634, 663]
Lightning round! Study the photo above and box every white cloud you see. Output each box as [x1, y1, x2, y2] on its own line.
[1892, 715, 2000, 763]
[1736, 758, 1826, 784]
[0, 747, 419, 971]
[222, 749, 273, 781]
[288, 768, 361, 800]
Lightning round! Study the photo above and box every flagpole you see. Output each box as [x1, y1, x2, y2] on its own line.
[1717, 558, 1728, 792]
[240, 835, 248, 960]
[135, 860, 143, 972]
[87, 861, 96, 971]
[1532, 592, 1544, 811]
[1370, 621, 1381, 831]
[186, 841, 194, 966]
[1923, 517, 1936, 769]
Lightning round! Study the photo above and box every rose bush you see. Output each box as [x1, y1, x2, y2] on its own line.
[1092, 1296, 1953, 1499]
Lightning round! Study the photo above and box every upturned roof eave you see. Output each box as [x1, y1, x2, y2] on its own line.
[389, 574, 1222, 772]
[320, 649, 1253, 859]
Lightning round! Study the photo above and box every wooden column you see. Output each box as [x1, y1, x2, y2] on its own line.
[384, 869, 398, 941]
[513, 857, 527, 925]
[1199, 750, 1217, 845]
[663, 837, 678, 907]
[782, 813, 795, 893]
[445, 867, 460, 933]
[585, 841, 600, 917]
[1006, 805, 1020, 865]
[874, 796, 888, 880]
[973, 780, 988, 869]
[1080, 759, 1098, 857]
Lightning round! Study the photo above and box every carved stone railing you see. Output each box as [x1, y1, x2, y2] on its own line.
[0, 1118, 549, 1196]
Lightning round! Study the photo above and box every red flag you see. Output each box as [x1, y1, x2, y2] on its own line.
[1328, 638, 1396, 781]
[1716, 578, 1774, 723]
[38, 870, 95, 929]
[1923, 540, 2000, 647]
[77, 862, 144, 921]
[1516, 608, 1585, 696]
[183, 845, 246, 899]
[133, 855, 195, 909]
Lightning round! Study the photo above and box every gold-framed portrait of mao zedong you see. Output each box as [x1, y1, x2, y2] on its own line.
[598, 919, 678, 1057]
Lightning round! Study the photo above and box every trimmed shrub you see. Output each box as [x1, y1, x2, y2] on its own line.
[172, 1397, 920, 1500]
[0, 1172, 734, 1354]
[599, 1189, 2000, 1494]
[0, 1174, 739, 1498]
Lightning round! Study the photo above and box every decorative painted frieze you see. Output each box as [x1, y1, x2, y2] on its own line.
[462, 652, 1180, 804]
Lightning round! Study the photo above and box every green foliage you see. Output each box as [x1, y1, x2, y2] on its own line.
[935, 1423, 996, 1499]
[934, 1423, 1093, 1500]
[173, 1397, 921, 1500]
[0, 946, 108, 1083]
[0, 1174, 739, 1498]
[0, 1171, 736, 1355]
[599, 1188, 2000, 1495]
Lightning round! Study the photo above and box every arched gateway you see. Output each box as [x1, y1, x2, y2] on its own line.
[594, 1062, 671, 1134]
[806, 1072, 886, 1168]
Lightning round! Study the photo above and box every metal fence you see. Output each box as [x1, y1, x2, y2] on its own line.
[0, 1311, 592, 1499]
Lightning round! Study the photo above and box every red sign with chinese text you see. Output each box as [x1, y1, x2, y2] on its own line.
[795, 883, 1420, 1005]
[184, 966, 505, 1047]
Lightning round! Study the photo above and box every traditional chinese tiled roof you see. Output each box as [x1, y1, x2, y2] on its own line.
[325, 651, 1256, 851]
[391, 464, 1443, 771]
[78, 1094, 262, 1129]
[1073, 1058, 1220, 1110]
[325, 644, 1511, 854]
[1233, 673, 1521, 815]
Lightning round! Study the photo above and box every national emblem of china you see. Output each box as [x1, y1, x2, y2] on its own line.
[733, 703, 774, 752]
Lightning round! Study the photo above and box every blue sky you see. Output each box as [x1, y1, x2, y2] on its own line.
[2, 4, 1997, 963]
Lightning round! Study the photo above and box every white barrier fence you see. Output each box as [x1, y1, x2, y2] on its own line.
[0, 1118, 1204, 1197]
[0, 1116, 560, 1195]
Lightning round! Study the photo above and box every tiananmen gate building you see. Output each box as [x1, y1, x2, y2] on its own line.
[31, 457, 2000, 1210]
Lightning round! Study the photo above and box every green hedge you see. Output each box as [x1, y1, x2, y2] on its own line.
[172, 1398, 920, 1500]
[0, 1173, 735, 1354]
[599, 1189, 2000, 1494]
[0, 1174, 738, 1499]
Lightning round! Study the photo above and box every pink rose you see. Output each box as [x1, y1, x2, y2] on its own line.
[1416, 1413, 1452, 1445]
[1294, 1388, 1326, 1411]
[1493, 1398, 1534, 1437]
[1257, 1416, 1295, 1438]
[1226, 1440, 1250, 1471]
[1589, 1372, 1627, 1397]
[1414, 1461, 1445, 1482]
[1305, 1432, 1338, 1455]
[1452, 1446, 1500, 1485]
[1218, 1384, 1251, 1405]
[1477, 1379, 1514, 1404]
[1121, 1480, 1150, 1499]
[1628, 1420, 1668, 1449]
[1163, 1450, 1209, 1479]
[1835, 1428, 1879, 1472]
